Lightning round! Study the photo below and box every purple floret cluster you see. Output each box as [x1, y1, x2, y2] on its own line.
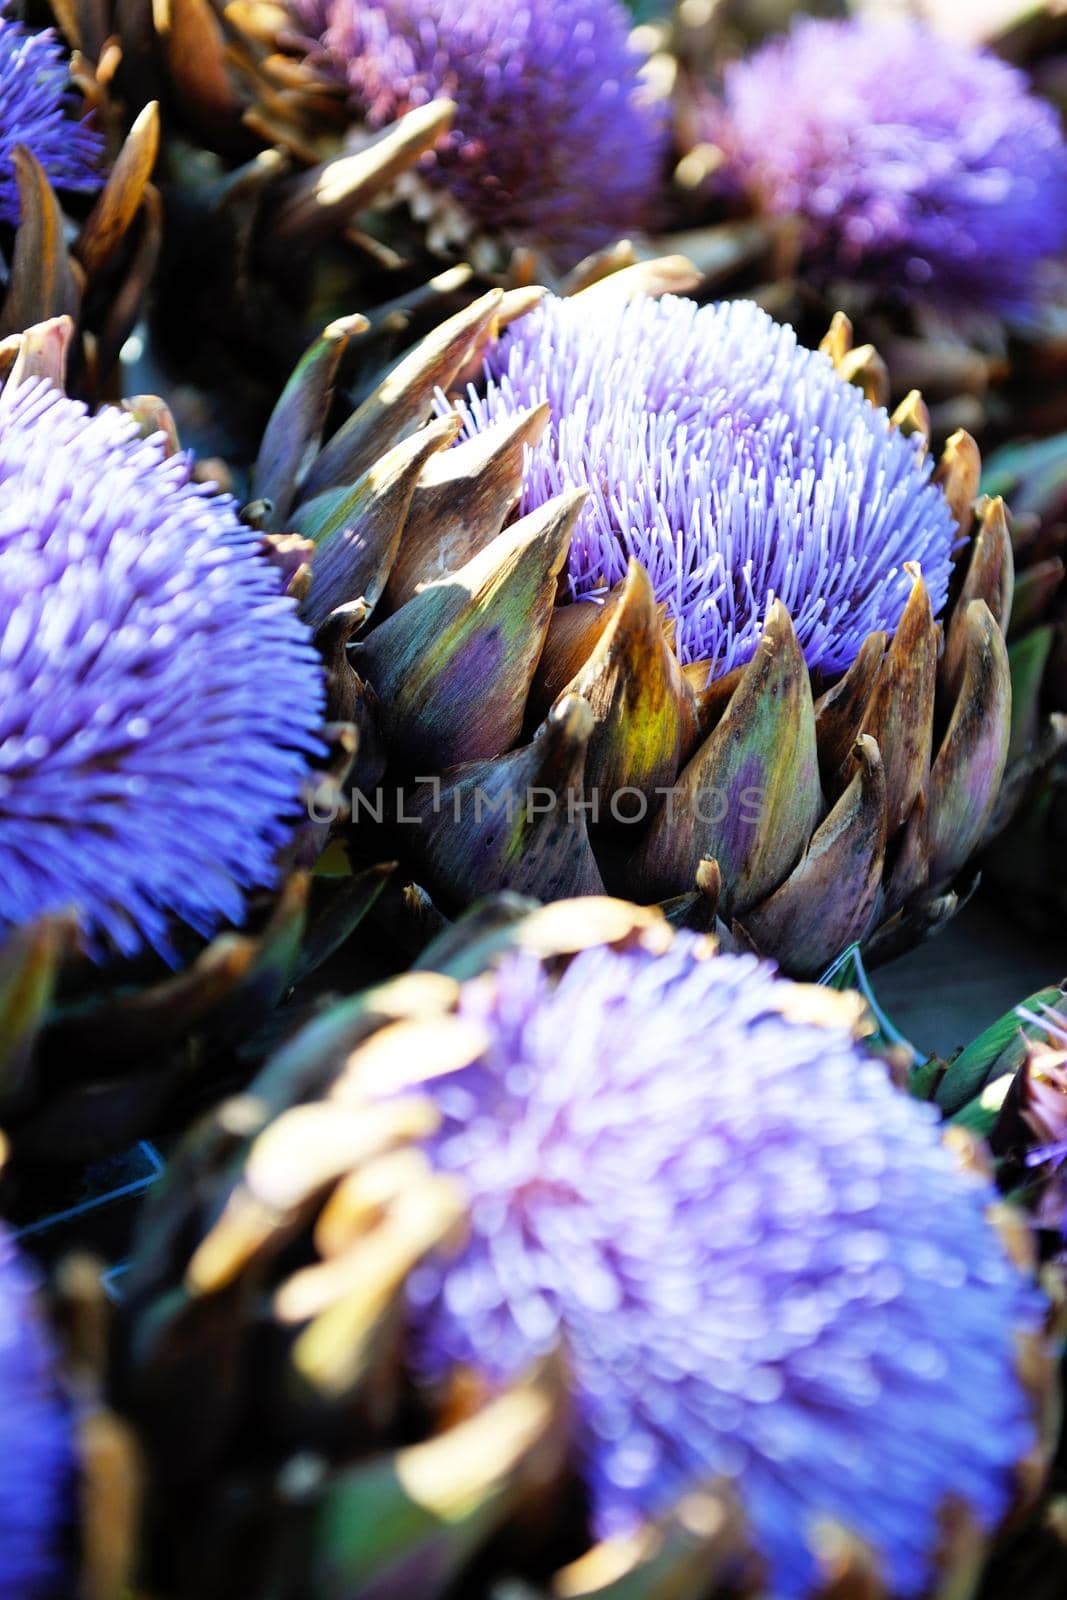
[408, 938, 1041, 1599]
[451, 292, 957, 677]
[0, 1224, 74, 1600]
[715, 17, 1067, 320]
[305, 0, 667, 268]
[0, 19, 102, 229]
[0, 379, 325, 962]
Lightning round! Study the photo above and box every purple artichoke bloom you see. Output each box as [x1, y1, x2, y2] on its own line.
[408, 939, 1041, 1598]
[0, 378, 325, 962]
[0, 20, 103, 229]
[714, 17, 1067, 320]
[0, 1223, 75, 1600]
[306, 0, 667, 268]
[450, 292, 957, 676]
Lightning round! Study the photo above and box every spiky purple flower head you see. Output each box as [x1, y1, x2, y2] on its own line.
[713, 17, 1067, 320]
[305, 0, 667, 269]
[0, 20, 103, 229]
[450, 292, 957, 677]
[0, 1223, 75, 1600]
[408, 939, 1042, 1598]
[0, 378, 325, 962]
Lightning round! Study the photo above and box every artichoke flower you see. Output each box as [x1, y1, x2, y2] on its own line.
[0, 15, 160, 396]
[299, 0, 668, 271]
[282, 282, 1015, 976]
[0, 1221, 76, 1599]
[668, 15, 1067, 439]
[91, 0, 670, 423]
[120, 896, 1054, 1600]
[0, 19, 103, 223]
[0, 316, 369, 1169]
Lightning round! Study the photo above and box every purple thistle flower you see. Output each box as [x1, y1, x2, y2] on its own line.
[450, 293, 957, 676]
[0, 1224, 75, 1600]
[307, 0, 667, 269]
[0, 379, 325, 962]
[408, 939, 1041, 1599]
[714, 17, 1067, 321]
[0, 20, 103, 229]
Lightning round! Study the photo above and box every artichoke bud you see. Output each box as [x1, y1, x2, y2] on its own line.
[120, 900, 1048, 1600]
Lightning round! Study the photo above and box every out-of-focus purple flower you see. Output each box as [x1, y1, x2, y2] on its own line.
[305, 0, 667, 269]
[0, 20, 103, 229]
[713, 17, 1067, 320]
[450, 292, 957, 676]
[0, 1224, 74, 1600]
[0, 379, 325, 963]
[409, 938, 1041, 1598]
[1018, 1005, 1067, 1237]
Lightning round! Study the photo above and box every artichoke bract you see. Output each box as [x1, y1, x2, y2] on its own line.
[276, 282, 1014, 975]
[121, 897, 1052, 1600]
[0, 1221, 76, 1600]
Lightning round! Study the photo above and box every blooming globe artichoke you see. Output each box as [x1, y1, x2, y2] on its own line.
[669, 15, 1067, 439]
[301, 0, 668, 271]
[91, 0, 670, 425]
[0, 317, 349, 1167]
[120, 896, 1053, 1600]
[713, 17, 1067, 324]
[0, 15, 161, 395]
[0, 1220, 76, 1600]
[280, 282, 1014, 976]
